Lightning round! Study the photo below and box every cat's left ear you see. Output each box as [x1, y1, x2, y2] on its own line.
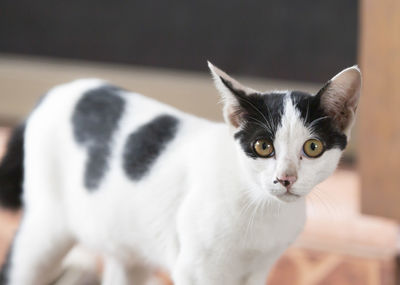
[318, 66, 362, 135]
[208, 61, 259, 128]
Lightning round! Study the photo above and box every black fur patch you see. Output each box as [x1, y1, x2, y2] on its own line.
[72, 85, 125, 190]
[233, 92, 286, 158]
[0, 123, 25, 210]
[123, 114, 179, 181]
[291, 91, 347, 150]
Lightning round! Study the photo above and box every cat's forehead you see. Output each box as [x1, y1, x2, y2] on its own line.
[258, 90, 317, 113]
[274, 95, 312, 148]
[235, 90, 347, 158]
[247, 90, 317, 130]
[265, 91, 313, 140]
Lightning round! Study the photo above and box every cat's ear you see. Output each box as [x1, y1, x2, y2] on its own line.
[208, 61, 259, 128]
[318, 66, 362, 134]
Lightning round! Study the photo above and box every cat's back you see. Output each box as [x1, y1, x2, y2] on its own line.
[29, 78, 187, 132]
[25, 78, 216, 193]
[28, 78, 207, 146]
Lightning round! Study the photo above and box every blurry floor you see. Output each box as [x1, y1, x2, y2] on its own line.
[0, 127, 398, 285]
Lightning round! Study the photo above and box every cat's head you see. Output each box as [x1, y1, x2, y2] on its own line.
[208, 62, 361, 203]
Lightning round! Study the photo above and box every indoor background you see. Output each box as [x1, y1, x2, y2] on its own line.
[0, 0, 399, 284]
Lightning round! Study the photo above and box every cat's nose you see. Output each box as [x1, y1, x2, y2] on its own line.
[274, 175, 297, 188]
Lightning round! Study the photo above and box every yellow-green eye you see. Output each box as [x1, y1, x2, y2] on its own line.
[253, 139, 274, 158]
[303, 139, 324, 158]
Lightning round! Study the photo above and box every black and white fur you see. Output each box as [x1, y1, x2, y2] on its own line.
[0, 62, 361, 285]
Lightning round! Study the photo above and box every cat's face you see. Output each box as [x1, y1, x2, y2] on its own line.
[209, 62, 361, 203]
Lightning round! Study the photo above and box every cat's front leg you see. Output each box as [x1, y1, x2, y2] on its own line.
[244, 270, 270, 285]
[172, 248, 240, 285]
[172, 261, 237, 285]
[243, 251, 284, 285]
[102, 258, 152, 285]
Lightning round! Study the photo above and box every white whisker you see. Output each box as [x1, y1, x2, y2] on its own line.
[308, 116, 329, 128]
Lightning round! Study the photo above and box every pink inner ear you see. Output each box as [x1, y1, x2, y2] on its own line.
[320, 89, 355, 132]
[227, 105, 247, 128]
[209, 62, 259, 129]
[319, 67, 361, 132]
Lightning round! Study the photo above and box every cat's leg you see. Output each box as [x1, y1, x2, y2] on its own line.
[244, 254, 282, 285]
[102, 258, 152, 285]
[172, 264, 237, 285]
[170, 257, 195, 285]
[173, 254, 272, 285]
[4, 211, 75, 285]
[244, 271, 270, 285]
[54, 245, 101, 285]
[172, 250, 238, 285]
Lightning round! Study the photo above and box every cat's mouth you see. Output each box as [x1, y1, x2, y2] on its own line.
[276, 191, 301, 202]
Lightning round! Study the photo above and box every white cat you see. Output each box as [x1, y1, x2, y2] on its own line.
[0, 62, 361, 285]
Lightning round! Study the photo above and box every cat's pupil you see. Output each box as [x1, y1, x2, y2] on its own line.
[310, 142, 317, 151]
[262, 142, 268, 150]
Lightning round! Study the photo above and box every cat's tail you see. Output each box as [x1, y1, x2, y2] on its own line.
[0, 123, 25, 210]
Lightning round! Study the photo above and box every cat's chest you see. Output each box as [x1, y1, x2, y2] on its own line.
[205, 204, 307, 273]
[234, 201, 306, 252]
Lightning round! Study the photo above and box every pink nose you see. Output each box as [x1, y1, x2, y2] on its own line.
[274, 175, 297, 188]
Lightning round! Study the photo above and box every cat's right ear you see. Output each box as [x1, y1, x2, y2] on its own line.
[208, 61, 258, 128]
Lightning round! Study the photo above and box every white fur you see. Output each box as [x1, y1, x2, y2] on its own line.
[6, 66, 358, 285]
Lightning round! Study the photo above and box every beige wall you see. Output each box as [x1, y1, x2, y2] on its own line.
[0, 54, 319, 124]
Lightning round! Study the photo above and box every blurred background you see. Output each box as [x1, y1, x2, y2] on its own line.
[0, 0, 399, 284]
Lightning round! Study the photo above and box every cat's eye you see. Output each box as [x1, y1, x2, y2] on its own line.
[303, 139, 324, 158]
[253, 139, 274, 158]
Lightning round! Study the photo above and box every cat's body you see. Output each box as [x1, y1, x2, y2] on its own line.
[0, 63, 361, 285]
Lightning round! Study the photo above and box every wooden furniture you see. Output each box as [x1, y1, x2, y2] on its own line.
[359, 2, 400, 283]
[359, 0, 400, 221]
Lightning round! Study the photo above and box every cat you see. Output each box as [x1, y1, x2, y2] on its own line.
[0, 62, 361, 285]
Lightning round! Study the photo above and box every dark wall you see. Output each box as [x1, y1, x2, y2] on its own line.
[0, 0, 358, 82]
